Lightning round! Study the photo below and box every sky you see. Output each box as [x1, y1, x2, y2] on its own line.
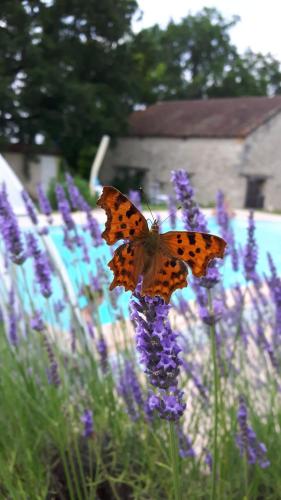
[132, 0, 281, 60]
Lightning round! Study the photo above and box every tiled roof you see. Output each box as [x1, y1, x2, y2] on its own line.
[129, 96, 281, 138]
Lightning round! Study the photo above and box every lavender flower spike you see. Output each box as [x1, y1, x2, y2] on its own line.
[171, 169, 220, 288]
[21, 190, 38, 225]
[0, 184, 26, 264]
[171, 169, 208, 232]
[236, 395, 270, 468]
[55, 184, 75, 231]
[26, 232, 52, 298]
[130, 283, 186, 421]
[37, 183, 53, 219]
[81, 409, 94, 438]
[243, 211, 258, 282]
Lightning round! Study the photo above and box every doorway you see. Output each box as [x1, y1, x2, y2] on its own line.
[245, 177, 266, 209]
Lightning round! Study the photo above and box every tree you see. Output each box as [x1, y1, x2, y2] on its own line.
[131, 8, 281, 103]
[0, 0, 138, 171]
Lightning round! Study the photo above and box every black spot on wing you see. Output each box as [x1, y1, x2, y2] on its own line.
[202, 234, 212, 249]
[177, 248, 184, 256]
[126, 206, 138, 218]
[114, 194, 124, 210]
[187, 233, 196, 245]
[115, 231, 124, 239]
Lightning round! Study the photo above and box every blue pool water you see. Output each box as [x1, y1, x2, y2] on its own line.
[48, 215, 281, 326]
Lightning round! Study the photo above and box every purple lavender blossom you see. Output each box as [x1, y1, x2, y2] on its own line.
[171, 170, 208, 232]
[204, 448, 213, 471]
[243, 211, 258, 282]
[236, 395, 270, 468]
[30, 310, 45, 332]
[54, 300, 65, 315]
[65, 173, 83, 210]
[117, 360, 144, 421]
[0, 184, 26, 264]
[177, 425, 196, 458]
[65, 174, 103, 246]
[87, 321, 95, 339]
[21, 190, 38, 225]
[267, 253, 281, 345]
[216, 190, 239, 271]
[130, 283, 186, 421]
[85, 211, 103, 247]
[81, 409, 94, 438]
[128, 189, 142, 210]
[36, 183, 53, 219]
[96, 335, 108, 374]
[171, 170, 220, 289]
[43, 336, 61, 386]
[26, 232, 52, 298]
[55, 184, 75, 231]
[8, 289, 18, 345]
[199, 299, 223, 326]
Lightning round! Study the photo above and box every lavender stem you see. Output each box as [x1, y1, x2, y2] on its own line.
[208, 290, 219, 500]
[169, 421, 181, 500]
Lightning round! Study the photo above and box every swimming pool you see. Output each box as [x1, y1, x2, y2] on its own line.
[48, 214, 281, 326]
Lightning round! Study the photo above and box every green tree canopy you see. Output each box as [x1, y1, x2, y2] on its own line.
[0, 0, 138, 168]
[131, 8, 281, 103]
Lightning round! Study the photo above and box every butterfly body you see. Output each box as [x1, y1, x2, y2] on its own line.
[97, 186, 226, 303]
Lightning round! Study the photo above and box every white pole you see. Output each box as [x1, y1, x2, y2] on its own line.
[89, 135, 110, 194]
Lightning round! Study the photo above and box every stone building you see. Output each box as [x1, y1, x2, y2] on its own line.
[0, 144, 60, 198]
[100, 96, 281, 210]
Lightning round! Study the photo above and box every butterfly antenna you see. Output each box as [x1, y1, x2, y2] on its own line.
[158, 206, 182, 227]
[138, 187, 155, 222]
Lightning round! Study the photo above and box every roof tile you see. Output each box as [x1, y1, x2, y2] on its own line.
[129, 96, 281, 138]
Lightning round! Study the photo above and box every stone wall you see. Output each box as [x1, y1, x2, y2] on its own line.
[2, 152, 59, 199]
[241, 112, 281, 211]
[101, 110, 281, 210]
[101, 137, 246, 208]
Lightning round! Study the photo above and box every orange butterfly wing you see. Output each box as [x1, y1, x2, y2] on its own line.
[97, 186, 148, 291]
[108, 241, 145, 292]
[160, 231, 226, 277]
[96, 186, 149, 245]
[142, 251, 188, 303]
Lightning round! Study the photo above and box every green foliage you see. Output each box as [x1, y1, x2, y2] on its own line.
[77, 145, 98, 180]
[131, 8, 281, 103]
[0, 0, 138, 170]
[47, 174, 98, 210]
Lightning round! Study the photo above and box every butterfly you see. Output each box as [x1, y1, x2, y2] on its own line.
[97, 186, 226, 303]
